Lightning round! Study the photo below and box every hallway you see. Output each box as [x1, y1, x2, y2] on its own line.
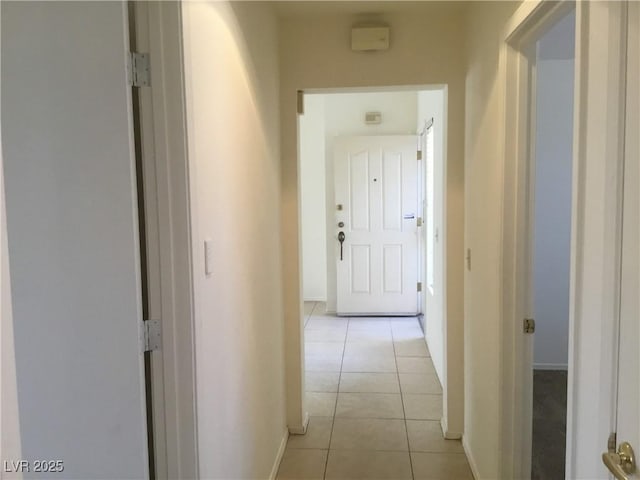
[276, 302, 473, 479]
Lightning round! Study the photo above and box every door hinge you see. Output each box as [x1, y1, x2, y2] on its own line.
[128, 52, 151, 87]
[142, 319, 161, 352]
[524, 318, 535, 334]
[297, 90, 304, 115]
[608, 432, 617, 453]
[417, 217, 423, 227]
[417, 150, 423, 160]
[417, 282, 422, 292]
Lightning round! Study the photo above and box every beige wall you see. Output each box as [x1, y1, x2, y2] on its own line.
[182, 2, 287, 478]
[463, 1, 521, 477]
[280, 5, 467, 437]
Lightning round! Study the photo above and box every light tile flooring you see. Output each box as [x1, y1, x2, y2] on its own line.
[277, 302, 473, 480]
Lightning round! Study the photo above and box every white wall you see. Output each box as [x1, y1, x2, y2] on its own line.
[416, 89, 446, 384]
[300, 95, 327, 301]
[0, 118, 21, 480]
[324, 91, 419, 311]
[464, 2, 522, 477]
[532, 14, 575, 370]
[280, 5, 467, 439]
[182, 2, 287, 478]
[1, 3, 22, 466]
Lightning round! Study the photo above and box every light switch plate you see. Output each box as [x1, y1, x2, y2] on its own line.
[204, 239, 214, 276]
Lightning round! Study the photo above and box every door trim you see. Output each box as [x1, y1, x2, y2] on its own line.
[499, 3, 574, 476]
[138, 3, 199, 478]
[499, 1, 628, 478]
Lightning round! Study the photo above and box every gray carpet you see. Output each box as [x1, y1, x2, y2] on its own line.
[532, 370, 567, 480]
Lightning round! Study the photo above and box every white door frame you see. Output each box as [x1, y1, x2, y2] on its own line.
[500, 1, 629, 478]
[136, 3, 199, 478]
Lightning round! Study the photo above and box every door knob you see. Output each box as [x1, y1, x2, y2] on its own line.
[603, 442, 636, 480]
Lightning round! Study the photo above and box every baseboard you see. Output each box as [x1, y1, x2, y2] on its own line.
[303, 297, 327, 302]
[269, 428, 289, 480]
[287, 412, 309, 435]
[533, 363, 568, 371]
[462, 435, 481, 480]
[440, 416, 462, 440]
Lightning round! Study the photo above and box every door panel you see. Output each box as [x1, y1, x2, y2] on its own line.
[335, 136, 419, 315]
[382, 152, 402, 232]
[1, 2, 148, 478]
[383, 245, 403, 293]
[349, 151, 371, 231]
[351, 245, 371, 294]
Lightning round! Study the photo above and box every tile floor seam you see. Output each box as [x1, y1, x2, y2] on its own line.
[304, 301, 316, 328]
[327, 448, 412, 453]
[391, 322, 416, 480]
[321, 314, 348, 480]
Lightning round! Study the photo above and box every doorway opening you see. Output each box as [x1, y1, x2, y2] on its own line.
[299, 86, 446, 344]
[499, 2, 583, 477]
[299, 88, 446, 321]
[528, 10, 576, 480]
[289, 87, 469, 477]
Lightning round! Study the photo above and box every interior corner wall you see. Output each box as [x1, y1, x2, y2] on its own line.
[532, 31, 575, 371]
[463, 1, 522, 478]
[416, 89, 446, 387]
[323, 91, 419, 312]
[280, 4, 467, 442]
[300, 95, 327, 302]
[181, 2, 287, 478]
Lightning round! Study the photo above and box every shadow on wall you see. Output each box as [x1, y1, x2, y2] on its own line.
[463, 1, 523, 478]
[182, 2, 286, 479]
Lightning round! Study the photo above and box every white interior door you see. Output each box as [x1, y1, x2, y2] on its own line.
[334, 135, 419, 315]
[608, 3, 640, 477]
[2, 2, 149, 478]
